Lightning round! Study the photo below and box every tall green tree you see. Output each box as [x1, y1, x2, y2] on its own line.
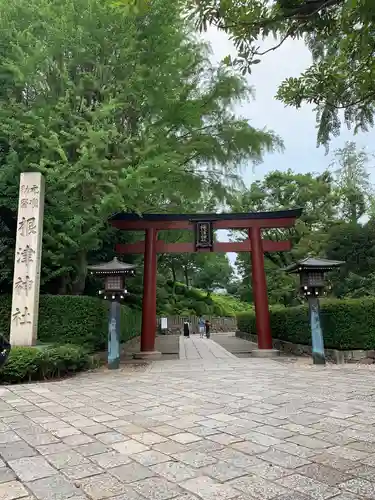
[230, 169, 339, 305]
[0, 0, 280, 294]
[230, 169, 338, 264]
[191, 253, 233, 295]
[330, 141, 374, 224]
[325, 220, 375, 297]
[326, 221, 375, 278]
[188, 0, 375, 145]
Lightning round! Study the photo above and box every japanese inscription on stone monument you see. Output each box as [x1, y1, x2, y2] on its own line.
[10, 173, 45, 346]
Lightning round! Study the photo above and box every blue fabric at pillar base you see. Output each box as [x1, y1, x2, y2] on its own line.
[108, 301, 120, 369]
[308, 297, 326, 365]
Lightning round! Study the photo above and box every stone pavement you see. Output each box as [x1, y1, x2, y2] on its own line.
[179, 335, 237, 360]
[211, 332, 254, 357]
[123, 336, 179, 358]
[2, 355, 375, 500]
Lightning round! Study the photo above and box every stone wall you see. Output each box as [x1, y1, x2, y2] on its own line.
[236, 331, 375, 364]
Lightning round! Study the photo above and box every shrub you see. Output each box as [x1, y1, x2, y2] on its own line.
[193, 301, 211, 316]
[237, 298, 375, 350]
[0, 295, 141, 351]
[161, 281, 249, 316]
[0, 345, 96, 384]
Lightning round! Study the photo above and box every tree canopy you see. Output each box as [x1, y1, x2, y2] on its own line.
[0, 0, 279, 294]
[230, 141, 375, 305]
[188, 0, 375, 146]
[1, 0, 375, 315]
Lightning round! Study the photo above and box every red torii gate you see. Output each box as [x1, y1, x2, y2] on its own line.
[108, 209, 302, 357]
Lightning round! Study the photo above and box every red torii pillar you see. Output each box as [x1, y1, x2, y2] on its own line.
[249, 227, 273, 351]
[134, 228, 160, 358]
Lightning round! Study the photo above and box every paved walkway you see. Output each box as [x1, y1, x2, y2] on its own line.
[2, 349, 375, 499]
[179, 335, 237, 360]
[212, 332, 255, 356]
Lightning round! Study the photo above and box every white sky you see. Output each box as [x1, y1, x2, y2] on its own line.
[202, 29, 375, 266]
[203, 28, 375, 182]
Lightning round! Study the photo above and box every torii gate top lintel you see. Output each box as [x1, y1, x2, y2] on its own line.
[108, 208, 302, 231]
[109, 208, 302, 255]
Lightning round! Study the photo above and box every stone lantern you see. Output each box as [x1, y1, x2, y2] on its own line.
[88, 257, 136, 369]
[285, 257, 344, 365]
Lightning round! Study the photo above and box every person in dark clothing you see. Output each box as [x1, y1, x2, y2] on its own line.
[0, 336, 11, 367]
[183, 320, 190, 337]
[205, 319, 210, 339]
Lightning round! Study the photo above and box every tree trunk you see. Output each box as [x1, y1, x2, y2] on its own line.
[71, 251, 88, 295]
[171, 262, 177, 299]
[184, 266, 189, 288]
[171, 262, 176, 284]
[58, 275, 69, 295]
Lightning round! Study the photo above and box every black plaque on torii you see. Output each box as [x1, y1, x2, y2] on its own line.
[195, 221, 213, 250]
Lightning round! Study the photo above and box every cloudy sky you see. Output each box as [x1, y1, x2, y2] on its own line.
[203, 28, 375, 185]
[202, 29, 375, 267]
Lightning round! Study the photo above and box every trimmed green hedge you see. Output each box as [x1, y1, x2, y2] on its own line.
[1, 345, 96, 384]
[237, 298, 375, 350]
[0, 295, 141, 351]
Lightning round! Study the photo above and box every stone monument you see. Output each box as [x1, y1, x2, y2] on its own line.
[10, 172, 45, 346]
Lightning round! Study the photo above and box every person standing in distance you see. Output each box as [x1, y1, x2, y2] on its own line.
[198, 317, 205, 338]
[183, 319, 190, 337]
[205, 319, 211, 339]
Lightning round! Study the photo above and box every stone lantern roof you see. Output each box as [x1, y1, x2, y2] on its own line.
[285, 257, 345, 274]
[88, 257, 136, 275]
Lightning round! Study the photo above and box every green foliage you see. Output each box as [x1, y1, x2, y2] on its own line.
[330, 142, 373, 223]
[230, 145, 375, 306]
[339, 272, 375, 299]
[325, 220, 375, 298]
[192, 253, 233, 295]
[1, 345, 95, 384]
[230, 168, 338, 306]
[188, 0, 375, 145]
[210, 293, 250, 315]
[0, 0, 280, 295]
[326, 222, 375, 277]
[157, 281, 249, 316]
[0, 295, 140, 351]
[157, 201, 235, 294]
[237, 298, 375, 350]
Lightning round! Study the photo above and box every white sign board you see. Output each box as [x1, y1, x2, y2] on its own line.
[161, 317, 168, 330]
